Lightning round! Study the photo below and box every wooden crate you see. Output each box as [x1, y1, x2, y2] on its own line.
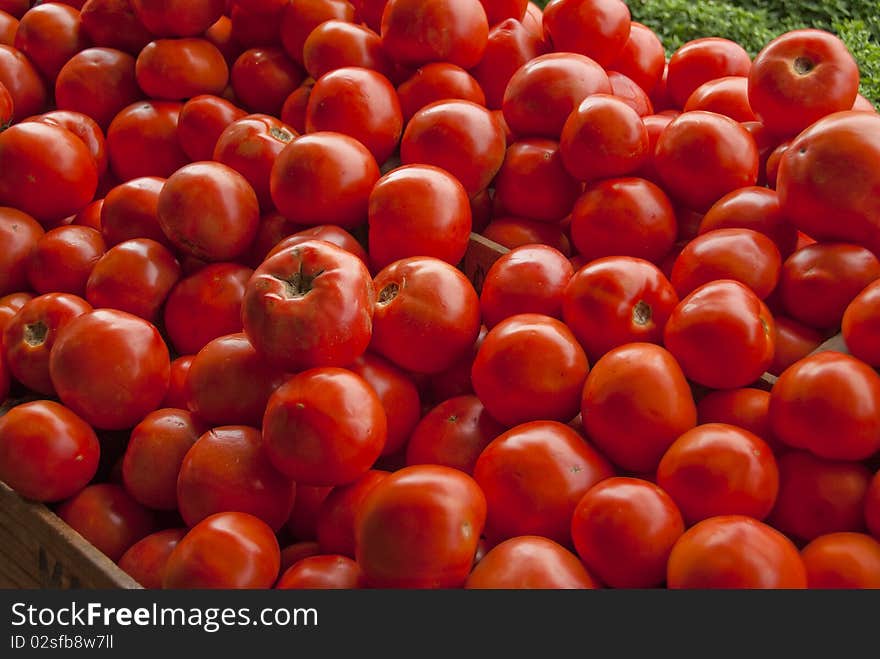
[0, 233, 849, 589]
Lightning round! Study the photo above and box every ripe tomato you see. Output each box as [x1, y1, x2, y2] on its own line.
[470, 17, 545, 110]
[230, 2, 285, 49]
[866, 471, 880, 542]
[356, 464, 486, 588]
[49, 309, 170, 430]
[562, 256, 679, 362]
[667, 515, 806, 589]
[370, 257, 481, 374]
[608, 70, 653, 116]
[582, 343, 696, 474]
[286, 484, 333, 541]
[275, 555, 365, 589]
[136, 38, 229, 101]
[0, 400, 100, 502]
[26, 110, 109, 180]
[542, 0, 630, 67]
[398, 62, 485, 123]
[3, 293, 91, 395]
[55, 48, 143, 131]
[842, 280, 880, 367]
[0, 11, 18, 47]
[502, 52, 611, 139]
[157, 161, 260, 262]
[231, 47, 304, 116]
[58, 484, 157, 562]
[655, 111, 759, 212]
[163, 511, 280, 589]
[279, 541, 321, 573]
[270, 131, 379, 228]
[768, 315, 823, 376]
[666, 37, 751, 109]
[474, 420, 613, 545]
[27, 226, 106, 296]
[106, 101, 188, 181]
[315, 469, 389, 557]
[768, 450, 871, 541]
[770, 352, 880, 461]
[0, 78, 11, 124]
[177, 95, 247, 163]
[0, 207, 42, 297]
[163, 263, 252, 356]
[161, 355, 193, 410]
[482, 216, 571, 255]
[306, 66, 402, 166]
[684, 76, 756, 122]
[264, 225, 367, 265]
[801, 532, 880, 589]
[778, 243, 880, 331]
[132, 0, 225, 37]
[570, 177, 676, 265]
[203, 16, 243, 67]
[263, 367, 386, 485]
[0, 122, 98, 226]
[609, 21, 665, 95]
[302, 20, 391, 81]
[749, 29, 859, 137]
[279, 0, 355, 66]
[571, 477, 684, 588]
[243, 240, 375, 370]
[79, 0, 153, 55]
[467, 535, 599, 589]
[122, 408, 202, 511]
[664, 280, 775, 390]
[696, 387, 775, 447]
[0, 44, 47, 121]
[99, 177, 169, 248]
[14, 3, 87, 83]
[118, 528, 186, 590]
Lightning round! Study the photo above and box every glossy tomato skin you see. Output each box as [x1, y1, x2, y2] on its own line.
[136, 38, 229, 101]
[581, 343, 696, 474]
[275, 555, 365, 589]
[542, 0, 630, 67]
[368, 164, 471, 272]
[483, 216, 571, 255]
[163, 511, 280, 589]
[302, 20, 391, 81]
[27, 226, 105, 297]
[770, 352, 880, 462]
[177, 425, 296, 530]
[279, 541, 322, 573]
[99, 177, 172, 249]
[132, 0, 225, 38]
[106, 101, 188, 181]
[684, 76, 756, 122]
[177, 95, 247, 163]
[666, 37, 751, 109]
[664, 280, 775, 390]
[356, 464, 486, 588]
[0, 400, 100, 503]
[562, 256, 679, 362]
[843, 280, 880, 366]
[118, 528, 187, 590]
[122, 408, 202, 511]
[163, 263, 252, 357]
[467, 535, 599, 589]
[14, 3, 88, 83]
[470, 18, 544, 111]
[80, 0, 153, 55]
[161, 355, 193, 410]
[768, 315, 823, 376]
[49, 309, 170, 431]
[0, 44, 47, 121]
[370, 257, 481, 374]
[397, 61, 485, 122]
[264, 225, 368, 265]
[667, 515, 807, 589]
[749, 29, 859, 137]
[315, 469, 389, 557]
[696, 388, 774, 446]
[185, 333, 287, 428]
[571, 477, 684, 588]
[608, 21, 664, 94]
[474, 420, 613, 545]
[801, 532, 880, 589]
[472, 313, 589, 427]
[242, 240, 375, 371]
[0, 207, 42, 297]
[0, 122, 98, 226]
[26, 110, 108, 179]
[280, 0, 355, 66]
[270, 131, 380, 228]
[3, 293, 92, 395]
[768, 450, 871, 542]
[231, 47, 304, 116]
[263, 367, 387, 486]
[58, 484, 157, 562]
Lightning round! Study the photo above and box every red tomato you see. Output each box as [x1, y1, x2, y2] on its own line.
[764, 141, 789, 189]
[667, 515, 806, 589]
[467, 536, 598, 589]
[654, 111, 759, 212]
[608, 70, 653, 116]
[25, 110, 108, 180]
[696, 388, 774, 446]
[563, 256, 679, 362]
[0, 1, 26, 19]
[315, 469, 389, 557]
[749, 29, 859, 137]
[243, 240, 375, 370]
[778, 243, 880, 331]
[157, 161, 260, 262]
[666, 37, 751, 109]
[380, 0, 488, 70]
[843, 280, 880, 367]
[229, 3, 285, 49]
[370, 256, 481, 374]
[279, 79, 314, 135]
[279, 0, 355, 66]
[502, 52, 611, 139]
[279, 541, 321, 573]
[571, 477, 684, 588]
[476, 0, 525, 25]
[542, 0, 630, 67]
[286, 485, 333, 541]
[0, 122, 98, 226]
[0, 207, 42, 296]
[27, 226, 106, 296]
[801, 532, 880, 589]
[0, 292, 31, 335]
[79, 0, 153, 55]
[275, 555, 364, 589]
[14, 3, 88, 83]
[122, 408, 202, 511]
[231, 47, 304, 116]
[3, 293, 91, 395]
[770, 351, 880, 461]
[270, 131, 379, 228]
[608, 21, 664, 95]
[203, 15, 242, 66]
[49, 309, 170, 430]
[264, 225, 367, 265]
[866, 471, 880, 542]
[664, 280, 775, 390]
[470, 17, 545, 111]
[356, 464, 486, 588]
[263, 367, 386, 485]
[118, 528, 187, 590]
[99, 177, 170, 248]
[132, 0, 224, 37]
[769, 450, 871, 541]
[482, 216, 571, 255]
[0, 78, 11, 123]
[306, 66, 402, 165]
[768, 315, 823, 376]
[58, 484, 157, 562]
[106, 101, 188, 181]
[398, 62, 485, 123]
[302, 20, 391, 81]
[0, 44, 47, 121]
[684, 76, 756, 122]
[474, 420, 612, 545]
[163, 512, 280, 589]
[161, 355, 193, 410]
[177, 425, 296, 530]
[55, 47, 142, 131]
[0, 11, 17, 46]
[136, 39, 229, 101]
[163, 263, 252, 356]
[0, 400, 100, 502]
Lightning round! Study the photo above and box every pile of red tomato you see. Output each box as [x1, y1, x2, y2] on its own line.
[1, 0, 880, 590]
